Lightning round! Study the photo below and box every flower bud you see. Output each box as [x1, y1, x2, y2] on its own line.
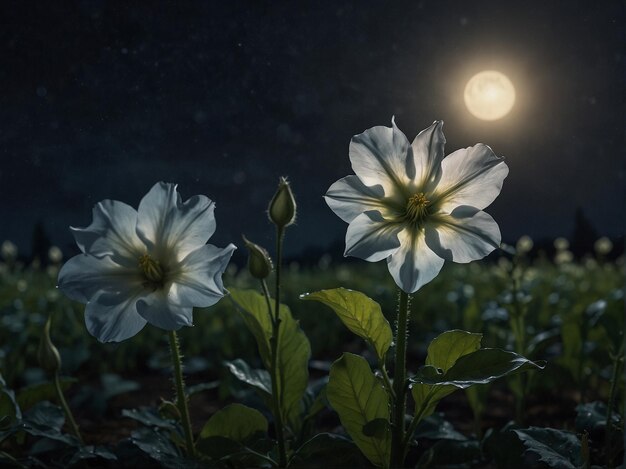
[159, 399, 182, 421]
[38, 316, 61, 374]
[594, 237, 613, 256]
[1, 240, 17, 262]
[268, 177, 296, 229]
[242, 235, 273, 280]
[516, 235, 533, 255]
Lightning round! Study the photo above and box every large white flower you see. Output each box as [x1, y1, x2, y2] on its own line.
[325, 119, 508, 293]
[58, 182, 236, 342]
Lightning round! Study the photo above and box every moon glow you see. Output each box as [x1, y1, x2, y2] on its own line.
[464, 70, 516, 121]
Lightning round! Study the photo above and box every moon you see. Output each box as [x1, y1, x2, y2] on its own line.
[464, 71, 516, 121]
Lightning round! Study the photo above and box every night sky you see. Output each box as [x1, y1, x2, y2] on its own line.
[1, 1, 624, 259]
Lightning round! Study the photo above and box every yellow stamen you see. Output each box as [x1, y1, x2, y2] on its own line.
[405, 192, 430, 223]
[139, 254, 164, 284]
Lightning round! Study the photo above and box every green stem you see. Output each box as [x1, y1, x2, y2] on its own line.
[605, 348, 623, 468]
[53, 371, 83, 445]
[391, 290, 410, 468]
[168, 330, 196, 459]
[262, 279, 287, 468]
[272, 227, 288, 467]
[380, 363, 396, 403]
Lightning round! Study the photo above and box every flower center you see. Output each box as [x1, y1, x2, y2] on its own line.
[139, 254, 164, 284]
[405, 192, 430, 223]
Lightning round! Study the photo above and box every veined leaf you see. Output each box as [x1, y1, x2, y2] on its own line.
[229, 289, 311, 429]
[513, 427, 582, 469]
[425, 330, 482, 372]
[301, 288, 392, 362]
[224, 359, 272, 396]
[411, 330, 482, 423]
[411, 348, 545, 388]
[199, 403, 268, 442]
[327, 353, 390, 468]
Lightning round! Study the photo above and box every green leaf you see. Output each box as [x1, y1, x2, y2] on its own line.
[411, 330, 482, 423]
[199, 403, 268, 442]
[0, 384, 20, 426]
[230, 289, 311, 428]
[122, 407, 176, 430]
[512, 427, 582, 469]
[16, 378, 77, 410]
[289, 433, 368, 468]
[362, 418, 389, 438]
[411, 348, 545, 388]
[301, 288, 393, 362]
[223, 359, 271, 396]
[327, 353, 390, 468]
[130, 427, 181, 464]
[425, 330, 482, 372]
[68, 445, 117, 465]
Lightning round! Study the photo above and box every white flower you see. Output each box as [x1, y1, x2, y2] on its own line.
[58, 182, 236, 342]
[325, 119, 508, 293]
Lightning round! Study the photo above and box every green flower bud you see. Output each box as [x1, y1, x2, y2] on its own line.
[242, 235, 273, 280]
[159, 399, 182, 421]
[38, 316, 61, 374]
[268, 177, 296, 229]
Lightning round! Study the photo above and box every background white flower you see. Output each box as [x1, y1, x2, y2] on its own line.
[58, 182, 236, 342]
[325, 119, 508, 293]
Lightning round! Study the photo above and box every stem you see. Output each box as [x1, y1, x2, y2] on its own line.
[380, 363, 396, 403]
[510, 260, 526, 424]
[53, 372, 83, 445]
[391, 290, 410, 468]
[404, 386, 437, 457]
[605, 348, 623, 468]
[168, 330, 196, 458]
[272, 227, 288, 467]
[262, 279, 287, 468]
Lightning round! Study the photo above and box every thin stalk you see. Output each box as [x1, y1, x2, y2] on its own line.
[605, 348, 623, 468]
[53, 371, 83, 445]
[272, 226, 288, 467]
[380, 363, 396, 403]
[391, 290, 410, 468]
[168, 330, 196, 458]
[262, 279, 287, 468]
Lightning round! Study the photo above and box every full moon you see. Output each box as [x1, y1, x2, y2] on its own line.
[464, 70, 516, 121]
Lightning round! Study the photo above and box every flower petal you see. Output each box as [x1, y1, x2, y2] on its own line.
[411, 120, 446, 189]
[70, 200, 144, 266]
[136, 289, 194, 330]
[172, 243, 236, 308]
[136, 182, 216, 260]
[57, 254, 142, 303]
[425, 206, 501, 263]
[324, 175, 388, 223]
[84, 290, 147, 343]
[386, 228, 445, 293]
[349, 118, 412, 195]
[436, 144, 509, 211]
[344, 211, 402, 262]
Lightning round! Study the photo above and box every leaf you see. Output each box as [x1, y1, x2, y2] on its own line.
[223, 359, 272, 396]
[186, 381, 219, 398]
[411, 348, 545, 388]
[68, 445, 117, 466]
[412, 414, 467, 442]
[0, 384, 21, 426]
[17, 378, 77, 410]
[130, 426, 181, 465]
[327, 353, 390, 468]
[512, 427, 582, 469]
[362, 418, 389, 438]
[199, 403, 268, 442]
[122, 407, 176, 430]
[425, 330, 482, 372]
[196, 435, 274, 466]
[230, 289, 311, 428]
[411, 330, 482, 423]
[22, 401, 79, 446]
[575, 401, 618, 433]
[301, 288, 393, 361]
[289, 433, 368, 468]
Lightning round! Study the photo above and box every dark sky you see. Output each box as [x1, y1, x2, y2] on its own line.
[1, 1, 624, 259]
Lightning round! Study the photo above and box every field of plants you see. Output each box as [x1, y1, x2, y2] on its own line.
[0, 235, 623, 468]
